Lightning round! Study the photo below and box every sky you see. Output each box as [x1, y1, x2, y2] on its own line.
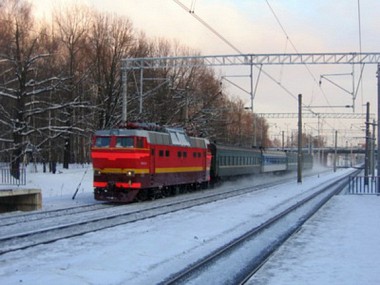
[30, 0, 380, 147]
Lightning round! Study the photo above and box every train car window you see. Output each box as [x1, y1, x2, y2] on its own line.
[183, 152, 187, 158]
[159, 150, 164, 157]
[95, 137, 110, 147]
[151, 149, 155, 156]
[115, 137, 134, 148]
[178, 151, 182, 158]
[165, 150, 170, 157]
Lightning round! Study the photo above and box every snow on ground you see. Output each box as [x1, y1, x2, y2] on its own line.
[5, 164, 99, 210]
[0, 165, 379, 284]
[248, 195, 380, 285]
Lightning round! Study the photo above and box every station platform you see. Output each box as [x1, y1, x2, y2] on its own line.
[248, 195, 380, 285]
[0, 188, 42, 212]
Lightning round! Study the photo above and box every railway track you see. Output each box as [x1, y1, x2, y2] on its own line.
[0, 170, 325, 255]
[0, 203, 114, 227]
[160, 168, 361, 285]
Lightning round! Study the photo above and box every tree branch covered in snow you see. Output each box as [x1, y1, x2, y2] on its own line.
[0, 0, 273, 171]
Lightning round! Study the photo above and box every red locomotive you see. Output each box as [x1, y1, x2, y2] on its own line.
[91, 122, 212, 202]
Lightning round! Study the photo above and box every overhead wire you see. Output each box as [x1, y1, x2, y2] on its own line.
[172, 0, 243, 54]
[171, 0, 314, 109]
[171, 0, 370, 148]
[190, 0, 197, 13]
[265, 0, 334, 113]
[265, 0, 349, 134]
[357, 0, 364, 113]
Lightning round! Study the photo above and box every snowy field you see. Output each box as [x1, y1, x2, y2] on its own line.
[0, 164, 379, 284]
[10, 164, 100, 210]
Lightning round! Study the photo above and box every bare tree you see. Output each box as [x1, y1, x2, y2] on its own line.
[88, 10, 134, 129]
[0, 1, 271, 176]
[54, 3, 92, 168]
[0, 0, 64, 177]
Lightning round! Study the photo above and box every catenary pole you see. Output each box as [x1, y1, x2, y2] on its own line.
[334, 130, 338, 173]
[365, 102, 370, 185]
[298, 94, 302, 183]
[122, 68, 127, 124]
[377, 64, 380, 192]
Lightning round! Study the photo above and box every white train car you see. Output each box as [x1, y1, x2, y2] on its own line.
[261, 150, 287, 173]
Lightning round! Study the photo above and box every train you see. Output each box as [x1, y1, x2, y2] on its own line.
[91, 122, 313, 203]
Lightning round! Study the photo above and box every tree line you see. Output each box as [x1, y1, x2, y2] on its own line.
[0, 0, 271, 175]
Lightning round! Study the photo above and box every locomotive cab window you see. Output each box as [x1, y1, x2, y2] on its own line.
[136, 137, 144, 148]
[95, 137, 110, 147]
[115, 137, 134, 148]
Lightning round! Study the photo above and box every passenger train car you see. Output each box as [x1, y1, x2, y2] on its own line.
[91, 123, 313, 202]
[208, 144, 313, 182]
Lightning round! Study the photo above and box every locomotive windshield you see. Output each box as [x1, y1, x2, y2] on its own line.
[94, 136, 110, 147]
[116, 137, 134, 148]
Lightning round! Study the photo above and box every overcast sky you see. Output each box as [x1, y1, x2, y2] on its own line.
[31, 0, 380, 146]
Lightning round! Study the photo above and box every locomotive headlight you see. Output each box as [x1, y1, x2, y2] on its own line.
[126, 170, 135, 177]
[94, 170, 102, 176]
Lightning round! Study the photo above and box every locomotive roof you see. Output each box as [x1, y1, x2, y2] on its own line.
[95, 128, 149, 137]
[94, 128, 209, 148]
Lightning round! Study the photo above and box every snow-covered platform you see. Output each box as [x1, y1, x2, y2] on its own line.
[248, 195, 380, 285]
[0, 188, 42, 212]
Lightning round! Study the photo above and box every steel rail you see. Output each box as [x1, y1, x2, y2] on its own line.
[0, 174, 309, 255]
[161, 169, 361, 285]
[0, 203, 115, 227]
